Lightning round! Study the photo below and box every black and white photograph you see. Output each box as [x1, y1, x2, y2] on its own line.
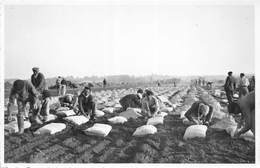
[1, 0, 259, 166]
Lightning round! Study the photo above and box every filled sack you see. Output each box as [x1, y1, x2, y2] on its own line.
[45, 114, 58, 122]
[119, 108, 142, 119]
[102, 107, 115, 114]
[64, 115, 89, 125]
[155, 112, 168, 117]
[161, 107, 173, 113]
[210, 115, 236, 131]
[95, 110, 105, 118]
[55, 110, 76, 117]
[133, 125, 157, 136]
[55, 107, 69, 112]
[84, 123, 112, 137]
[4, 121, 31, 135]
[108, 116, 128, 124]
[226, 126, 255, 142]
[183, 125, 208, 139]
[34, 123, 66, 135]
[146, 116, 164, 125]
[179, 111, 187, 120]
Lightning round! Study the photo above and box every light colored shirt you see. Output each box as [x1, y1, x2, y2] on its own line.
[142, 96, 159, 113]
[239, 76, 249, 87]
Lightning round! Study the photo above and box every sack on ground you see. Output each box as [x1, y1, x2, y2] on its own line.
[64, 115, 89, 125]
[133, 125, 157, 136]
[95, 110, 105, 118]
[161, 107, 173, 113]
[226, 126, 255, 142]
[119, 107, 142, 119]
[102, 107, 115, 113]
[155, 112, 168, 117]
[84, 123, 112, 137]
[146, 116, 164, 125]
[4, 121, 31, 134]
[183, 125, 208, 139]
[34, 123, 66, 135]
[108, 116, 128, 124]
[55, 110, 76, 117]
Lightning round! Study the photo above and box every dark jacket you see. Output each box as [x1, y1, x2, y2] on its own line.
[78, 94, 94, 112]
[31, 73, 47, 93]
[224, 75, 236, 91]
[119, 94, 142, 110]
[9, 80, 38, 105]
[185, 101, 214, 122]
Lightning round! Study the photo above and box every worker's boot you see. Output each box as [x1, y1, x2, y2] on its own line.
[17, 114, 24, 134]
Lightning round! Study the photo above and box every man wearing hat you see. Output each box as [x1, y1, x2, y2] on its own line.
[31, 67, 47, 94]
[227, 91, 255, 138]
[7, 80, 38, 134]
[78, 87, 97, 120]
[223, 71, 236, 103]
[141, 90, 160, 118]
[184, 101, 214, 126]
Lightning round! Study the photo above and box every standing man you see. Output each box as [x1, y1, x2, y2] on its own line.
[223, 71, 236, 103]
[238, 73, 249, 98]
[78, 87, 97, 120]
[56, 76, 62, 95]
[31, 67, 47, 94]
[7, 80, 38, 134]
[103, 78, 107, 88]
[60, 78, 67, 95]
[250, 76, 255, 92]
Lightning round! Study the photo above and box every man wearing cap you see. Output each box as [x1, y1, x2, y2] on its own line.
[119, 89, 143, 111]
[141, 90, 160, 118]
[7, 80, 38, 134]
[59, 91, 79, 112]
[184, 101, 214, 126]
[31, 67, 47, 94]
[78, 87, 97, 120]
[238, 73, 249, 98]
[227, 91, 255, 138]
[223, 71, 236, 103]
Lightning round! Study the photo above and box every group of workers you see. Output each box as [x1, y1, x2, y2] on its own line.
[6, 68, 255, 140]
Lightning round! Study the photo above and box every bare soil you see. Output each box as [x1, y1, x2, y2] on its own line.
[4, 85, 255, 163]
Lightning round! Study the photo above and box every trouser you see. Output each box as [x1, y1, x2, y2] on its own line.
[225, 89, 234, 103]
[82, 101, 96, 117]
[61, 85, 66, 96]
[239, 87, 249, 98]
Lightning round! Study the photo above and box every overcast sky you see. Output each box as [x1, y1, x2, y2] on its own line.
[3, 1, 256, 79]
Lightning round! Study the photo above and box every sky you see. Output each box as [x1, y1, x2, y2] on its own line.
[3, 1, 257, 79]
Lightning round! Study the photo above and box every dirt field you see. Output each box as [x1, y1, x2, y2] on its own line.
[3, 85, 255, 164]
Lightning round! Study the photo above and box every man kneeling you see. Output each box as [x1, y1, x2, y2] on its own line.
[184, 101, 214, 126]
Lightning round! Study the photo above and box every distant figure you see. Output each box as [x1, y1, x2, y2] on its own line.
[56, 76, 62, 95]
[173, 80, 177, 87]
[238, 73, 249, 99]
[60, 78, 67, 96]
[227, 91, 255, 138]
[198, 79, 201, 86]
[202, 78, 205, 86]
[119, 89, 143, 111]
[103, 79, 107, 88]
[7, 80, 38, 134]
[195, 79, 198, 85]
[184, 101, 214, 126]
[223, 71, 236, 103]
[249, 76, 255, 92]
[206, 82, 213, 90]
[78, 87, 97, 120]
[157, 80, 161, 87]
[141, 90, 160, 118]
[31, 67, 47, 94]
